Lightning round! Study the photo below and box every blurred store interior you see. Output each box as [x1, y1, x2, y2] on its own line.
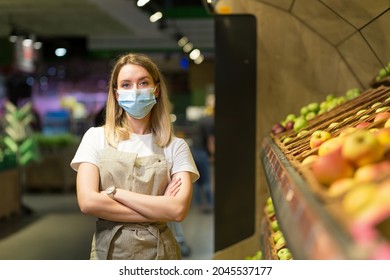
[1, 0, 390, 261]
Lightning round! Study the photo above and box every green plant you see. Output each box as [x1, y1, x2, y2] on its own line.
[1, 101, 40, 166]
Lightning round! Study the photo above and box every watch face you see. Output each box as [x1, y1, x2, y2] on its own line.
[106, 186, 115, 195]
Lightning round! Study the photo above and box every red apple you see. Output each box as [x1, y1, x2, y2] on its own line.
[341, 129, 385, 167]
[310, 130, 332, 149]
[374, 112, 390, 123]
[318, 136, 345, 156]
[356, 121, 371, 129]
[354, 161, 390, 183]
[311, 150, 355, 186]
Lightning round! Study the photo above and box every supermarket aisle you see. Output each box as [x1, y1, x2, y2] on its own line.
[0, 192, 214, 260]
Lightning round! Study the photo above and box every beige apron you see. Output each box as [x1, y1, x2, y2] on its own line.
[90, 144, 181, 260]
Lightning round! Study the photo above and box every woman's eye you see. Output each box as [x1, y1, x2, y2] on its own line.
[139, 81, 149, 87]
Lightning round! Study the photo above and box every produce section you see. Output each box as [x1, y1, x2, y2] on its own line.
[261, 83, 390, 259]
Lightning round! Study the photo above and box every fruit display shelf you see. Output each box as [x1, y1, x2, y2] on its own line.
[261, 138, 366, 259]
[261, 85, 390, 259]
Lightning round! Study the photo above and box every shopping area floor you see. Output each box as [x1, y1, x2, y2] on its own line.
[0, 191, 214, 260]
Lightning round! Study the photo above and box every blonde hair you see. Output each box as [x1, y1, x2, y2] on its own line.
[104, 53, 173, 147]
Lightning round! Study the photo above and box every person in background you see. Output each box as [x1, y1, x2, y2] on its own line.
[70, 53, 199, 260]
[191, 94, 215, 214]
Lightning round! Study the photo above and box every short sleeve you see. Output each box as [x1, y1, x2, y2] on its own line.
[70, 127, 104, 171]
[170, 138, 200, 183]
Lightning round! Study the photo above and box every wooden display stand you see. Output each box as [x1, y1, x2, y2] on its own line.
[0, 168, 20, 219]
[25, 146, 77, 192]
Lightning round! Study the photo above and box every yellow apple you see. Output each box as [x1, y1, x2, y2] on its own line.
[374, 127, 390, 151]
[328, 177, 356, 197]
[318, 136, 345, 156]
[310, 130, 332, 149]
[385, 118, 390, 128]
[341, 130, 385, 167]
[342, 183, 378, 216]
[339, 127, 357, 137]
[301, 154, 319, 166]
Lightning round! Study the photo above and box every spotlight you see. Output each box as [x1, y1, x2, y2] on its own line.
[177, 36, 189, 47]
[194, 55, 204, 64]
[189, 49, 201, 60]
[182, 42, 194, 53]
[137, 0, 150, 7]
[150, 11, 163, 22]
[55, 48, 67, 57]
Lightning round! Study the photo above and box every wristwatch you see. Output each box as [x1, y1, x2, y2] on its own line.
[106, 186, 117, 199]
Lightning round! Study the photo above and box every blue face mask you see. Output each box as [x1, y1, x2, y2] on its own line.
[117, 88, 157, 119]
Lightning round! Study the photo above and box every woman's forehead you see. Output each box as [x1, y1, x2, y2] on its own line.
[118, 64, 151, 80]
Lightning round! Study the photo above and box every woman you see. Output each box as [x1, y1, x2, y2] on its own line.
[70, 53, 199, 260]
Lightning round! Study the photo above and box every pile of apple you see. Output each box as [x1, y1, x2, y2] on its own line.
[271, 88, 361, 136]
[265, 197, 294, 260]
[245, 250, 262, 260]
[299, 111, 390, 257]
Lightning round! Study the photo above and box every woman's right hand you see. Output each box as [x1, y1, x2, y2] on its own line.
[163, 177, 181, 197]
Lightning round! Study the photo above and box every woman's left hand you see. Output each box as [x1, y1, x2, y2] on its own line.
[164, 177, 181, 197]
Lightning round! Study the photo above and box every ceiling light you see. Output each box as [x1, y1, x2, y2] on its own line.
[177, 36, 189, 47]
[137, 0, 150, 7]
[55, 48, 67, 57]
[22, 38, 33, 47]
[182, 42, 193, 53]
[150, 12, 163, 23]
[33, 41, 42, 50]
[189, 49, 201, 60]
[194, 55, 204, 64]
[9, 35, 17, 43]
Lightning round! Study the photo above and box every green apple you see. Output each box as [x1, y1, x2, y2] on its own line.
[285, 113, 296, 122]
[265, 202, 275, 215]
[282, 137, 293, 144]
[277, 248, 292, 260]
[328, 122, 340, 129]
[356, 109, 367, 116]
[345, 88, 360, 100]
[305, 111, 316, 121]
[293, 116, 308, 132]
[271, 220, 279, 231]
[371, 102, 382, 109]
[266, 196, 273, 206]
[273, 231, 284, 243]
[300, 106, 309, 116]
[297, 130, 309, 137]
[307, 102, 320, 113]
[275, 236, 285, 247]
[376, 106, 390, 113]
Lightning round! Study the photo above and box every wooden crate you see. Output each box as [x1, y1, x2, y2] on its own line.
[0, 168, 20, 218]
[25, 146, 77, 192]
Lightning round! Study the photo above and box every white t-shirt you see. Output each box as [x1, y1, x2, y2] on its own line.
[70, 127, 200, 182]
